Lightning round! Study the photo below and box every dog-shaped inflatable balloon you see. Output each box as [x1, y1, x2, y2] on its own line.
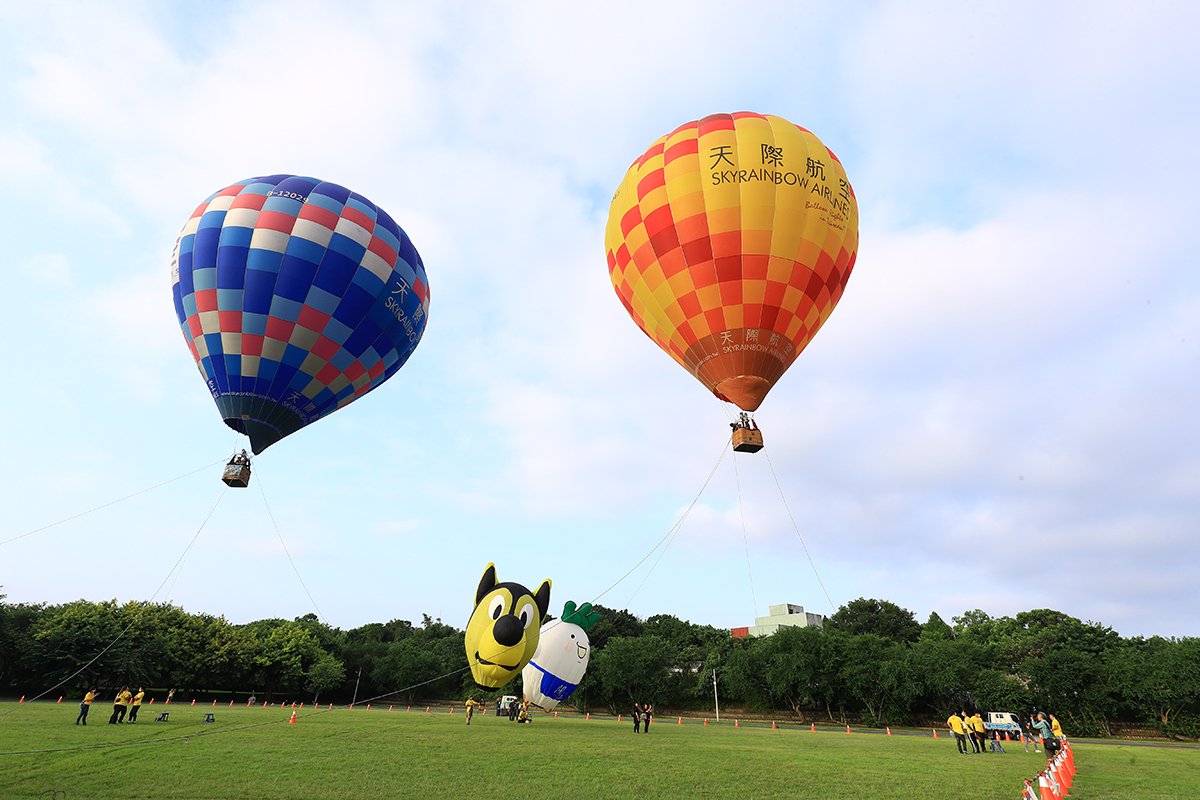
[465, 563, 551, 688]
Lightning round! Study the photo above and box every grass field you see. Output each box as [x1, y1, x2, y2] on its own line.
[1, 702, 1197, 799]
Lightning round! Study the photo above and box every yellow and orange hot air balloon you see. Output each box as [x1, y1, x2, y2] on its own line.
[605, 112, 858, 428]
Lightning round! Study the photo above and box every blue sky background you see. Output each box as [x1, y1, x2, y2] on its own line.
[2, 1, 1197, 638]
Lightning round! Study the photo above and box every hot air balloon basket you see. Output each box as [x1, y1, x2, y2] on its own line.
[221, 461, 252, 488]
[732, 428, 764, 453]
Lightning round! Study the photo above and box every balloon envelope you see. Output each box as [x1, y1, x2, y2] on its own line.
[605, 112, 858, 411]
[522, 620, 591, 709]
[171, 175, 429, 453]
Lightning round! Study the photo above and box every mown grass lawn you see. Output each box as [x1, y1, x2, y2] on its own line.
[0, 701, 1196, 799]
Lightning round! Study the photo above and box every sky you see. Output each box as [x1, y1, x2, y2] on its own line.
[1, 1, 1197, 640]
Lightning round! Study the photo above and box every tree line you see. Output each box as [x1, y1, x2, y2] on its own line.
[1, 591, 1197, 738]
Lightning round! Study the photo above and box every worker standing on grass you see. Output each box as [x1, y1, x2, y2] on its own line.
[76, 688, 97, 725]
[465, 697, 482, 725]
[128, 688, 145, 723]
[1023, 716, 1041, 753]
[969, 711, 987, 753]
[109, 686, 131, 724]
[947, 710, 969, 754]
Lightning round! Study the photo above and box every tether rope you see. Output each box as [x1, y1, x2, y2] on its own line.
[0, 459, 227, 547]
[731, 446, 760, 620]
[0, 486, 228, 719]
[596, 439, 728, 608]
[622, 441, 730, 607]
[255, 464, 330, 627]
[764, 449, 835, 613]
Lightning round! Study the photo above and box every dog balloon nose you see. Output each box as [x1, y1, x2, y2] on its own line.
[493, 615, 523, 647]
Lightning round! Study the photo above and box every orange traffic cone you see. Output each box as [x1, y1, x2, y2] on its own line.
[407, 706, 411, 712]
[1006, 731, 1011, 741]
[1051, 763, 1069, 796]
[678, 717, 683, 725]
[586, 713, 591, 720]
[212, 700, 217, 707]
[149, 698, 154, 705]
[810, 723, 815, 732]
[553, 711, 558, 718]
[845, 725, 852, 734]
[57, 696, 62, 703]
[327, 703, 332, 710]
[771, 721, 777, 730]
[426, 707, 430, 714]
[366, 704, 371, 711]
[618, 714, 622, 723]
[228, 701, 233, 707]
[735, 719, 740, 728]
[289, 710, 297, 725]
[886, 726, 892, 736]
[932, 728, 939, 739]
[703, 719, 708, 726]
[389, 705, 393, 712]
[18, 696, 23, 703]
[191, 699, 196, 706]
[1022, 779, 1038, 800]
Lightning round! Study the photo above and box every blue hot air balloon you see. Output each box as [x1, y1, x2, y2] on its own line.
[171, 175, 429, 454]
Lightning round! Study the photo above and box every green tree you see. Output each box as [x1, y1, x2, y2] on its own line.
[921, 612, 954, 641]
[590, 634, 674, 713]
[306, 652, 347, 704]
[587, 606, 643, 650]
[829, 598, 921, 643]
[839, 633, 916, 724]
[244, 620, 322, 697]
[1108, 637, 1200, 727]
[0, 600, 42, 692]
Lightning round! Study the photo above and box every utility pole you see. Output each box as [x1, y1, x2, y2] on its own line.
[712, 668, 720, 722]
[350, 666, 362, 709]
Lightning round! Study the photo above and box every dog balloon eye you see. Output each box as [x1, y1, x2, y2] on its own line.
[488, 597, 505, 620]
[519, 608, 532, 629]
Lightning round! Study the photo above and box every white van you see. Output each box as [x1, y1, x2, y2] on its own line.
[984, 711, 1023, 734]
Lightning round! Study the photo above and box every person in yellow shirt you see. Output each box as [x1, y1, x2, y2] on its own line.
[128, 687, 146, 723]
[464, 697, 482, 725]
[75, 688, 97, 725]
[969, 712, 987, 754]
[947, 711, 969, 754]
[109, 685, 132, 724]
[1050, 714, 1064, 739]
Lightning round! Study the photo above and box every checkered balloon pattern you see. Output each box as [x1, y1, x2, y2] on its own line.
[171, 175, 430, 454]
[605, 113, 858, 412]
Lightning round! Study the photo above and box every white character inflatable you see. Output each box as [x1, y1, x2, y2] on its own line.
[521, 600, 600, 709]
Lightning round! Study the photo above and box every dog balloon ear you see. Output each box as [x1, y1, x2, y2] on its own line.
[476, 563, 498, 606]
[533, 579, 552, 619]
